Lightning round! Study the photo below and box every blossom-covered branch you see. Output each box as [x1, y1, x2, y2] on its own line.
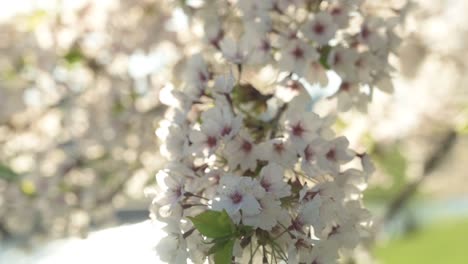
[150, 0, 405, 263]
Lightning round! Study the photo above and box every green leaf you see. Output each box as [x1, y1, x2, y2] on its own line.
[319, 45, 332, 70]
[188, 210, 235, 238]
[0, 164, 19, 182]
[232, 83, 272, 109]
[237, 225, 253, 236]
[213, 239, 235, 264]
[64, 48, 84, 65]
[207, 237, 231, 255]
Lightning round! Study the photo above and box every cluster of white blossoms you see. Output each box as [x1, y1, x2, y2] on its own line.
[150, 0, 403, 263]
[185, 0, 402, 111]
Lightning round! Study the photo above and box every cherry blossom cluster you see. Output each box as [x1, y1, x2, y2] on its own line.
[179, 0, 403, 111]
[150, 0, 405, 263]
[152, 62, 375, 264]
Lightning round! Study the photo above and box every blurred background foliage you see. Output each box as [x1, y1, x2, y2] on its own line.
[1, 0, 468, 263]
[375, 219, 468, 264]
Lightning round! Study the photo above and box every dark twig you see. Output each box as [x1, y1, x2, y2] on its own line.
[0, 221, 11, 239]
[269, 104, 288, 139]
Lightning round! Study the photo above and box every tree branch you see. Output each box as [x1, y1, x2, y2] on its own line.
[383, 131, 457, 223]
[269, 104, 288, 139]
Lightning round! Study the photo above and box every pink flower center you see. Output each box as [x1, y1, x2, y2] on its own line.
[260, 178, 271, 192]
[174, 186, 183, 198]
[292, 123, 305, 137]
[209, 30, 224, 49]
[340, 82, 351, 92]
[355, 58, 363, 68]
[361, 25, 371, 40]
[260, 40, 271, 52]
[206, 136, 217, 148]
[291, 46, 304, 60]
[287, 80, 301, 91]
[331, 7, 342, 16]
[326, 148, 337, 161]
[313, 22, 325, 35]
[212, 174, 220, 184]
[241, 140, 253, 153]
[221, 126, 232, 136]
[198, 71, 208, 83]
[291, 217, 304, 231]
[287, 31, 298, 40]
[294, 238, 308, 249]
[273, 142, 285, 154]
[230, 192, 243, 204]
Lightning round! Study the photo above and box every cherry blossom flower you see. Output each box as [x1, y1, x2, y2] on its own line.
[246, 36, 273, 65]
[203, 13, 224, 49]
[300, 138, 327, 177]
[238, 0, 273, 21]
[153, 169, 186, 211]
[275, 78, 306, 103]
[287, 234, 317, 264]
[213, 72, 235, 94]
[243, 194, 287, 230]
[212, 175, 265, 217]
[157, 121, 189, 160]
[327, 46, 358, 80]
[189, 104, 241, 156]
[328, 0, 357, 28]
[184, 54, 210, 96]
[334, 80, 363, 112]
[302, 12, 338, 45]
[306, 60, 329, 87]
[201, 103, 242, 140]
[258, 138, 297, 168]
[220, 37, 250, 65]
[298, 193, 323, 229]
[189, 126, 220, 157]
[358, 18, 386, 50]
[156, 233, 188, 264]
[316, 137, 355, 174]
[224, 131, 259, 171]
[279, 39, 319, 77]
[284, 111, 322, 149]
[258, 162, 291, 198]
